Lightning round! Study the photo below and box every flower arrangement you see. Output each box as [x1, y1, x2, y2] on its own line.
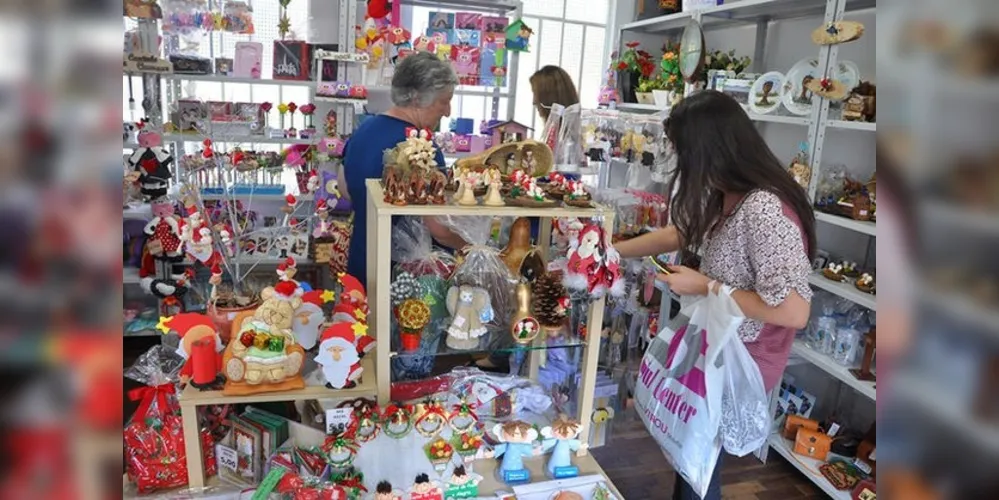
[704, 49, 752, 75]
[613, 41, 656, 79]
[660, 41, 685, 95]
[450, 432, 484, 456]
[425, 438, 455, 465]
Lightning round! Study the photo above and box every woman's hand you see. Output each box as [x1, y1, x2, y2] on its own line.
[658, 265, 712, 296]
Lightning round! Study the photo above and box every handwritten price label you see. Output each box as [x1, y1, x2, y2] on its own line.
[215, 444, 238, 472]
[326, 407, 354, 435]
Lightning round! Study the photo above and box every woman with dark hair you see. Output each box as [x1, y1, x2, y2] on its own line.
[615, 90, 815, 500]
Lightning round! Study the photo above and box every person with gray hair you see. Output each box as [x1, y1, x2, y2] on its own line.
[341, 51, 465, 286]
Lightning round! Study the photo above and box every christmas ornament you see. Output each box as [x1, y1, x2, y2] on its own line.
[222, 281, 306, 396]
[413, 399, 448, 437]
[382, 403, 414, 439]
[291, 289, 325, 350]
[315, 322, 364, 389]
[321, 432, 358, 469]
[395, 297, 430, 352]
[489, 420, 540, 484]
[408, 473, 444, 500]
[564, 222, 624, 298]
[448, 398, 479, 434]
[533, 273, 570, 331]
[160, 313, 224, 389]
[424, 438, 455, 473]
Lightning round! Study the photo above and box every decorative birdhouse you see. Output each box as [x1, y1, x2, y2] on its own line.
[483, 119, 532, 145]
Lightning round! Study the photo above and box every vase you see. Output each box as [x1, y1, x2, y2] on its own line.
[618, 71, 640, 103]
[635, 92, 656, 105]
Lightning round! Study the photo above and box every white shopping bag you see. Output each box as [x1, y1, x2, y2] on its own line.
[635, 286, 744, 498]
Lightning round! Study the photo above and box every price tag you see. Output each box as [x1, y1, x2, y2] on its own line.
[352, 102, 365, 114]
[853, 457, 873, 475]
[826, 423, 841, 437]
[215, 444, 238, 472]
[326, 407, 354, 435]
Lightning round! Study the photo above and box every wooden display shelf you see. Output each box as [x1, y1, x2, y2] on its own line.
[365, 179, 615, 455]
[179, 357, 376, 488]
[790, 339, 876, 401]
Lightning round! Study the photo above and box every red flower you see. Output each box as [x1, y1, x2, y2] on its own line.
[637, 50, 650, 58]
[617, 62, 628, 71]
[260, 102, 273, 112]
[625, 41, 640, 48]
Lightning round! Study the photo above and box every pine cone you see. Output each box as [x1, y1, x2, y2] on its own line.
[533, 273, 569, 328]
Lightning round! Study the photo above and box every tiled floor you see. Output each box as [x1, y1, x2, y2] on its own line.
[591, 418, 825, 500]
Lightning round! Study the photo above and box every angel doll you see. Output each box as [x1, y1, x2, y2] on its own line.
[540, 415, 586, 479]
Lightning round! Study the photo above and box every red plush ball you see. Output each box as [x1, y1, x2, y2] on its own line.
[367, 0, 389, 19]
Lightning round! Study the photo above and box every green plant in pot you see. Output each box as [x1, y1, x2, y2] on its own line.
[700, 49, 752, 87]
[613, 41, 655, 103]
[636, 77, 658, 104]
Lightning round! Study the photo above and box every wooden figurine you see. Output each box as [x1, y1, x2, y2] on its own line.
[851, 328, 877, 382]
[812, 21, 865, 45]
[409, 169, 427, 204]
[851, 192, 873, 221]
[842, 93, 867, 122]
[382, 166, 402, 204]
[427, 170, 447, 205]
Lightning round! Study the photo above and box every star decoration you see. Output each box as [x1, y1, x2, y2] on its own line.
[351, 322, 368, 337]
[278, 14, 291, 39]
[320, 289, 336, 303]
[354, 307, 368, 322]
[156, 316, 173, 335]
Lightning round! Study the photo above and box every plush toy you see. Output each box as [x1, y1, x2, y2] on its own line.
[222, 281, 306, 395]
[445, 286, 492, 350]
[143, 201, 184, 259]
[564, 222, 624, 298]
[315, 322, 364, 388]
[540, 415, 586, 479]
[127, 130, 173, 200]
[488, 420, 541, 483]
[367, 0, 390, 19]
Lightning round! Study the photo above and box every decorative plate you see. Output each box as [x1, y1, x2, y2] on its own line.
[748, 71, 785, 115]
[782, 57, 821, 116]
[835, 60, 861, 97]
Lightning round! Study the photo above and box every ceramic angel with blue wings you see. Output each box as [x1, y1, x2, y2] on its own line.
[540, 415, 587, 479]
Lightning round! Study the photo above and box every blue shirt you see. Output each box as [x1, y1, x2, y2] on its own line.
[342, 115, 446, 286]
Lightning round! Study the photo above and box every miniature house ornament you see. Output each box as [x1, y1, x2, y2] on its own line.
[540, 415, 586, 479]
[489, 420, 540, 484]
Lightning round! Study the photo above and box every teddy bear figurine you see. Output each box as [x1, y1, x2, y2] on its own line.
[222, 281, 306, 396]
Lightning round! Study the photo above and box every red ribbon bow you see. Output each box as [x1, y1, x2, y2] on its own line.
[127, 383, 175, 420]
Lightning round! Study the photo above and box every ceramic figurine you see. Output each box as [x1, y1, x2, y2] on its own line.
[540, 415, 586, 479]
[483, 168, 505, 207]
[856, 273, 875, 294]
[314, 322, 365, 389]
[504, 153, 517, 174]
[409, 169, 428, 204]
[445, 286, 492, 350]
[521, 150, 538, 174]
[158, 313, 225, 389]
[487, 421, 541, 484]
[823, 262, 845, 282]
[455, 173, 479, 206]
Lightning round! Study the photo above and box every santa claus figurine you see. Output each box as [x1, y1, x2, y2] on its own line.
[160, 313, 225, 389]
[564, 224, 624, 297]
[330, 302, 376, 357]
[293, 290, 326, 350]
[315, 323, 363, 389]
[338, 273, 369, 316]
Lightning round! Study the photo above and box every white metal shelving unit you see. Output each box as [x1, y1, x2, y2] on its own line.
[613, 1, 877, 495]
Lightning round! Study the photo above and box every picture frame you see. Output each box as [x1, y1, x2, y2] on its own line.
[233, 42, 263, 79]
[215, 57, 233, 76]
[273, 41, 312, 81]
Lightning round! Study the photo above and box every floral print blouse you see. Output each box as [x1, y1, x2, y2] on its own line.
[700, 190, 813, 390]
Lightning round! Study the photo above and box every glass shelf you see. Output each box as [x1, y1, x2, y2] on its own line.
[389, 323, 586, 359]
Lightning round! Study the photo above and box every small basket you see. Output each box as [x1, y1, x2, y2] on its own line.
[822, 269, 844, 282]
[855, 281, 875, 295]
[507, 196, 558, 208]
